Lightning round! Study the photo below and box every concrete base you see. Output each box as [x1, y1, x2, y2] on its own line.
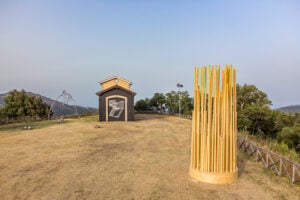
[189, 167, 238, 184]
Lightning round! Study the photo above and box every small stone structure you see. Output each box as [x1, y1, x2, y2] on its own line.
[96, 76, 136, 122]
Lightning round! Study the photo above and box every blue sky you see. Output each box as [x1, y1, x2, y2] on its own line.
[0, 0, 299, 108]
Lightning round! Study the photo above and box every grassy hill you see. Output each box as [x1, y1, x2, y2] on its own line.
[0, 114, 299, 199]
[0, 92, 97, 116]
[277, 105, 300, 113]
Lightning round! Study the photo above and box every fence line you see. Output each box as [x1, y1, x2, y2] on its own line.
[237, 136, 300, 184]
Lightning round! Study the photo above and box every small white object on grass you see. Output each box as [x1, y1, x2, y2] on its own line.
[190, 178, 199, 183]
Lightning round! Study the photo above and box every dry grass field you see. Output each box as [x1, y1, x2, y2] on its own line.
[0, 114, 299, 200]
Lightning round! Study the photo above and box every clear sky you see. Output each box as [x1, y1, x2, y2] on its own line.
[0, 0, 299, 108]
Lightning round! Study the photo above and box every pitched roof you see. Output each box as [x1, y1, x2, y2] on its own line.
[96, 85, 136, 96]
[99, 76, 132, 85]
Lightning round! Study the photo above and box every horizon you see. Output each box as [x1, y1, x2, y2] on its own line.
[1, 1, 299, 108]
[0, 82, 299, 110]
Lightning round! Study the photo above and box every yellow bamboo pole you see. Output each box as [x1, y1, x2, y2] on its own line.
[199, 68, 205, 172]
[212, 66, 217, 173]
[207, 66, 212, 172]
[190, 65, 238, 184]
[216, 65, 221, 173]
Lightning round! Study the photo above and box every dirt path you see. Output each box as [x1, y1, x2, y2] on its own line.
[0, 114, 299, 200]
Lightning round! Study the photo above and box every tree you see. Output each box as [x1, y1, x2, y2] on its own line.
[236, 84, 272, 112]
[150, 93, 166, 113]
[235, 84, 293, 138]
[3, 89, 27, 117]
[239, 105, 294, 138]
[165, 91, 178, 113]
[134, 98, 151, 111]
[277, 125, 300, 153]
[179, 91, 193, 114]
[165, 90, 193, 114]
[2, 89, 51, 119]
[237, 112, 251, 132]
[0, 107, 4, 118]
[292, 113, 300, 125]
[242, 105, 274, 137]
[270, 110, 294, 133]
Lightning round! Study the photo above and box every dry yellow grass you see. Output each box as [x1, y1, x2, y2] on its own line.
[0, 114, 299, 200]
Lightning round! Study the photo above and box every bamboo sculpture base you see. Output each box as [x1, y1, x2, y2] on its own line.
[189, 168, 238, 184]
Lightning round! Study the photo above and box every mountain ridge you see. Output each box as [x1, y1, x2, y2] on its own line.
[0, 91, 97, 116]
[276, 105, 300, 113]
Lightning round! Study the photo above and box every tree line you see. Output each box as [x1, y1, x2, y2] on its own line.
[0, 90, 51, 120]
[0, 88, 299, 156]
[134, 90, 193, 115]
[135, 84, 300, 154]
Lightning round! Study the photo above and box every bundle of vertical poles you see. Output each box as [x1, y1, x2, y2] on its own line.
[189, 65, 238, 184]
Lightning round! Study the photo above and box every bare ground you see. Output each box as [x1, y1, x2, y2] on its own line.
[0, 114, 299, 200]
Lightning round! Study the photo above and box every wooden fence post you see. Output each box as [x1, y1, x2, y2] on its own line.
[292, 164, 295, 184]
[237, 136, 300, 184]
[279, 158, 283, 176]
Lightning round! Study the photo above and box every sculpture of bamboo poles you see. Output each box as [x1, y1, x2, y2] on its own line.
[190, 65, 238, 184]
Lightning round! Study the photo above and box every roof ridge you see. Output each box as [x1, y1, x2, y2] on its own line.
[99, 76, 132, 85]
[96, 85, 136, 96]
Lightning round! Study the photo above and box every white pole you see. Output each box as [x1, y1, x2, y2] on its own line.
[177, 83, 183, 120]
[179, 89, 181, 119]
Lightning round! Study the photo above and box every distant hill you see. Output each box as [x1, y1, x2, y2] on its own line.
[0, 92, 97, 116]
[277, 105, 300, 113]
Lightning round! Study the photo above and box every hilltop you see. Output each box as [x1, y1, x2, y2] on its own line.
[0, 92, 97, 116]
[0, 114, 299, 199]
[277, 105, 300, 113]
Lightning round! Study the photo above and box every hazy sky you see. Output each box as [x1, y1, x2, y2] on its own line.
[0, 0, 299, 108]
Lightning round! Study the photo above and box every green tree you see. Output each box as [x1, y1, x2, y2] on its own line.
[277, 125, 300, 153]
[3, 89, 27, 117]
[179, 91, 193, 114]
[242, 105, 274, 137]
[165, 91, 178, 113]
[237, 84, 272, 112]
[165, 90, 193, 114]
[237, 112, 251, 132]
[2, 89, 51, 118]
[134, 98, 151, 111]
[236, 84, 290, 136]
[270, 110, 294, 133]
[238, 106, 295, 139]
[150, 93, 166, 113]
[0, 107, 4, 118]
[292, 113, 300, 125]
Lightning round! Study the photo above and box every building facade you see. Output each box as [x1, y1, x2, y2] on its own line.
[96, 76, 136, 121]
